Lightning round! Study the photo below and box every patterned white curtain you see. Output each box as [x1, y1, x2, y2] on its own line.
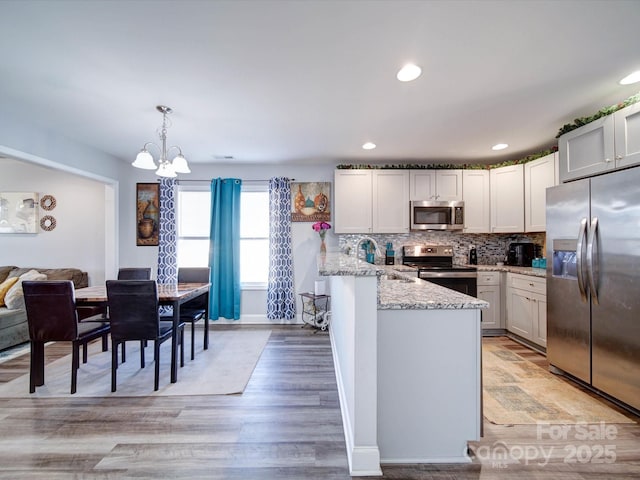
[157, 178, 177, 284]
[266, 177, 295, 320]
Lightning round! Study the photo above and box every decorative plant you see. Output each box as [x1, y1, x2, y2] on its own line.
[336, 90, 640, 171]
[312, 221, 331, 240]
[556, 92, 640, 138]
[312, 221, 331, 254]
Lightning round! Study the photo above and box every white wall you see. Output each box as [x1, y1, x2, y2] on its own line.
[1, 138, 338, 322]
[117, 162, 338, 323]
[0, 158, 110, 284]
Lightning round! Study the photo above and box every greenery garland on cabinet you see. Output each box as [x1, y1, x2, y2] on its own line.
[337, 91, 640, 171]
[336, 147, 558, 171]
[556, 91, 640, 138]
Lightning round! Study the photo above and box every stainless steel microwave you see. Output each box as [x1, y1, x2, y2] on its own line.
[410, 200, 464, 231]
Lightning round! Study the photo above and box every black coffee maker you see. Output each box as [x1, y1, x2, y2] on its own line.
[507, 242, 535, 267]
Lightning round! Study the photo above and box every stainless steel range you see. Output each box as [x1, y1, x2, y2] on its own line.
[402, 245, 477, 297]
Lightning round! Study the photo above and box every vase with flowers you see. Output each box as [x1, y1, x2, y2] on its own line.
[312, 221, 331, 254]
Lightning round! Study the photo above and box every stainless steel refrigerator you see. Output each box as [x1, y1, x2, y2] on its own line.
[546, 166, 640, 412]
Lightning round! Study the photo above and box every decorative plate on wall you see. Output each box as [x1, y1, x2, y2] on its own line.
[40, 195, 57, 211]
[40, 215, 56, 231]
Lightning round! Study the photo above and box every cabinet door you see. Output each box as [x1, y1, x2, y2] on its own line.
[435, 170, 463, 201]
[490, 164, 524, 233]
[559, 115, 615, 182]
[478, 285, 501, 329]
[532, 294, 547, 347]
[525, 153, 558, 232]
[372, 170, 409, 233]
[507, 288, 533, 339]
[334, 170, 372, 233]
[614, 102, 640, 169]
[409, 170, 436, 200]
[462, 170, 490, 233]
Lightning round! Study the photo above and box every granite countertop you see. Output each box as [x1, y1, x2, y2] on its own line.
[471, 264, 548, 278]
[377, 268, 488, 310]
[317, 253, 488, 310]
[317, 252, 384, 276]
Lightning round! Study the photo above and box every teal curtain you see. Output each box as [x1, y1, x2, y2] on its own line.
[209, 178, 242, 320]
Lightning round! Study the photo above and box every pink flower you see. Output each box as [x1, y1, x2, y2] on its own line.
[312, 221, 331, 232]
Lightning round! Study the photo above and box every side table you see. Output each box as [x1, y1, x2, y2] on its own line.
[299, 292, 331, 331]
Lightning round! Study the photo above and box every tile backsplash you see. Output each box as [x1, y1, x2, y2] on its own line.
[338, 231, 546, 266]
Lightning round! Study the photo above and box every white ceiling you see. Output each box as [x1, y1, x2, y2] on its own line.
[1, 0, 639, 167]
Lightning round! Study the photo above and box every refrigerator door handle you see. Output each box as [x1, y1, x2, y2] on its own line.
[576, 218, 588, 302]
[586, 216, 600, 305]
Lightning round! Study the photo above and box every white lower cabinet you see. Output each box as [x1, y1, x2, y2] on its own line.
[477, 271, 502, 329]
[506, 273, 547, 348]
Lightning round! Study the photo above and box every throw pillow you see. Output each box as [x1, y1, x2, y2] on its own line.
[0, 276, 19, 307]
[4, 269, 48, 310]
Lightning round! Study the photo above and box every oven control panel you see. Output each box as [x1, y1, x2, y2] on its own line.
[403, 245, 453, 257]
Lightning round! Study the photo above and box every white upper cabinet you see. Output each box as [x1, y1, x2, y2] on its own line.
[614, 102, 640, 169]
[334, 170, 409, 234]
[334, 170, 373, 234]
[462, 169, 490, 233]
[372, 170, 410, 233]
[524, 152, 558, 232]
[559, 102, 640, 182]
[490, 164, 524, 233]
[409, 169, 463, 201]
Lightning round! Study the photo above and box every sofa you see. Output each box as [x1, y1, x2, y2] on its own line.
[0, 266, 89, 351]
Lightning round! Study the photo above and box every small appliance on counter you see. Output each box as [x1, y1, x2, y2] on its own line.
[468, 245, 477, 265]
[385, 242, 395, 265]
[506, 242, 535, 267]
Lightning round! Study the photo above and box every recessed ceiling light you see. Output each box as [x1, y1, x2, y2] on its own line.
[362, 142, 377, 150]
[492, 143, 509, 151]
[619, 70, 640, 85]
[396, 63, 422, 82]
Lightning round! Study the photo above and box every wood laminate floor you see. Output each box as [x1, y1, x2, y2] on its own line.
[0, 326, 639, 479]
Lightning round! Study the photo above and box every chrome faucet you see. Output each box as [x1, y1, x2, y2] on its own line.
[355, 236, 383, 262]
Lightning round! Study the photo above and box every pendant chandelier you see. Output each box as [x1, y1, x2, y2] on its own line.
[132, 105, 190, 178]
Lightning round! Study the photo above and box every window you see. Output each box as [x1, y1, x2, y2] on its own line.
[177, 184, 269, 287]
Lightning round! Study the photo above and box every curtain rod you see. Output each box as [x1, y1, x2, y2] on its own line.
[175, 178, 295, 183]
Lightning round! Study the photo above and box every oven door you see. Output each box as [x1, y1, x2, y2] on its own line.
[418, 271, 477, 297]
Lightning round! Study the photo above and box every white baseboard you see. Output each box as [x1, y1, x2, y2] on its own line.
[203, 314, 303, 325]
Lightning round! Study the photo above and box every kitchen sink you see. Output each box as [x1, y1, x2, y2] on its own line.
[379, 274, 413, 283]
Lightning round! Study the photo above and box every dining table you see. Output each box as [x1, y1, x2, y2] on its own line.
[75, 282, 210, 383]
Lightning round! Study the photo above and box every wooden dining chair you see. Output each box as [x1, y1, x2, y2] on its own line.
[22, 281, 110, 394]
[161, 267, 210, 360]
[106, 280, 184, 392]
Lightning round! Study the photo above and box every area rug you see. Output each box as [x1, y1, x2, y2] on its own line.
[482, 341, 635, 425]
[0, 329, 271, 398]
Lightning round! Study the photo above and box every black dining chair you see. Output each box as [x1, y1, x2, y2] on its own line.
[22, 281, 110, 394]
[83, 268, 153, 362]
[106, 280, 185, 392]
[117, 268, 152, 280]
[162, 267, 210, 360]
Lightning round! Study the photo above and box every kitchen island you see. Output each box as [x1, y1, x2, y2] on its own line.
[318, 253, 488, 476]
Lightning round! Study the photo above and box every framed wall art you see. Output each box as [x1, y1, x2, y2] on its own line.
[0, 192, 39, 234]
[136, 183, 160, 246]
[291, 182, 331, 222]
